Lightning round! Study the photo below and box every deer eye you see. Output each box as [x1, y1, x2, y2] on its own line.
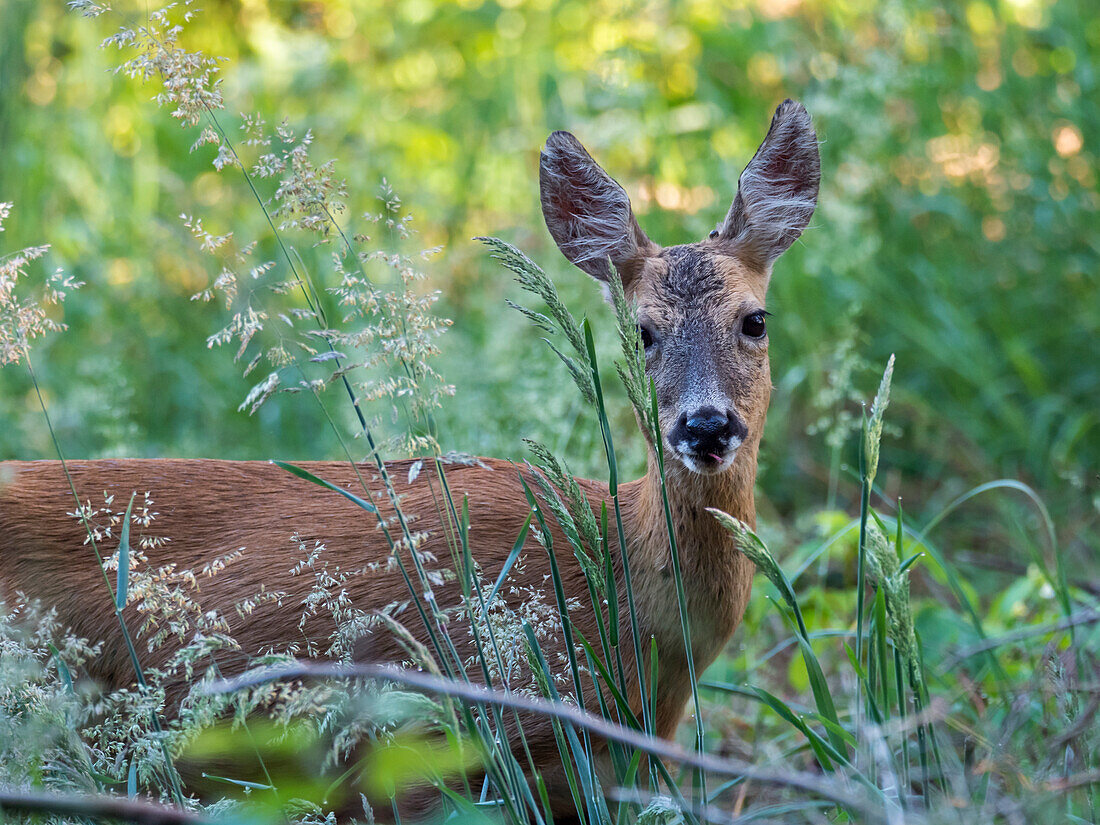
[638, 324, 655, 351]
[741, 311, 767, 339]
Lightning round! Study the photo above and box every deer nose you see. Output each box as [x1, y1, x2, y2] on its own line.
[676, 406, 747, 455]
[685, 409, 730, 440]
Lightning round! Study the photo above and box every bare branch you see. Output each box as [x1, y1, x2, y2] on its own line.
[0, 789, 209, 825]
[208, 661, 894, 823]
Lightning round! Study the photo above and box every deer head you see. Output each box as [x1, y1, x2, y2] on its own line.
[540, 100, 820, 476]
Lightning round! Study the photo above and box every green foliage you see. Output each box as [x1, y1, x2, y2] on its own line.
[1, 0, 1095, 526]
[0, 1, 1096, 823]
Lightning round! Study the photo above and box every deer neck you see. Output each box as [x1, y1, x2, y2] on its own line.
[635, 441, 758, 564]
[620, 441, 758, 668]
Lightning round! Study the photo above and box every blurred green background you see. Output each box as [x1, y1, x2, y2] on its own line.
[1, 0, 1097, 576]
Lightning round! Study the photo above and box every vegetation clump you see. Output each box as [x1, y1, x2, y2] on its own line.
[0, 2, 1094, 824]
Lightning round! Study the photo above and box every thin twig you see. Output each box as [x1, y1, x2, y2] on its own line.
[1045, 769, 1100, 791]
[207, 661, 895, 823]
[0, 789, 209, 825]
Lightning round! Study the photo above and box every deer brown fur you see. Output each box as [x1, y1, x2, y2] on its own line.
[0, 99, 820, 818]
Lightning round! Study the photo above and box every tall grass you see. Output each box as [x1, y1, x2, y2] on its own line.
[0, 4, 1095, 825]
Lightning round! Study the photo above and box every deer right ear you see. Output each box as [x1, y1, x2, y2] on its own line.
[540, 131, 657, 283]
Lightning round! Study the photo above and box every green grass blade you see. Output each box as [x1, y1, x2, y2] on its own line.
[582, 318, 650, 736]
[583, 319, 616, 495]
[750, 687, 836, 772]
[873, 586, 889, 718]
[794, 633, 849, 757]
[855, 409, 871, 728]
[578, 637, 643, 731]
[616, 749, 644, 825]
[898, 552, 923, 575]
[646, 378, 707, 804]
[523, 623, 602, 825]
[893, 649, 911, 802]
[600, 503, 619, 650]
[518, 476, 588, 714]
[534, 773, 554, 825]
[198, 773, 274, 791]
[922, 478, 1071, 625]
[709, 509, 847, 756]
[272, 460, 378, 513]
[115, 493, 135, 611]
[487, 513, 532, 606]
[49, 643, 74, 694]
[648, 636, 659, 786]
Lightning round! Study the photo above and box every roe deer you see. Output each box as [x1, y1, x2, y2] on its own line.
[0, 99, 819, 816]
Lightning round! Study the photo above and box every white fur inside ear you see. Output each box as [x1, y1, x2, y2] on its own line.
[718, 100, 820, 266]
[734, 156, 818, 254]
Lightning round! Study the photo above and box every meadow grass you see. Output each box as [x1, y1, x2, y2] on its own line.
[0, 3, 1095, 824]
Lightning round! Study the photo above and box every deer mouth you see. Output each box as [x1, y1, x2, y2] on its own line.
[666, 406, 748, 475]
[668, 440, 741, 475]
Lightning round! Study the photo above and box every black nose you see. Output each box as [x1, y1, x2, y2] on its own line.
[671, 406, 748, 456]
[685, 409, 730, 440]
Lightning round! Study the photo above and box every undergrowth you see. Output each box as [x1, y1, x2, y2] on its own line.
[0, 3, 1094, 824]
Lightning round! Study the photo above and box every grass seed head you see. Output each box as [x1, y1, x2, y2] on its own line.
[865, 353, 895, 485]
[0, 203, 83, 367]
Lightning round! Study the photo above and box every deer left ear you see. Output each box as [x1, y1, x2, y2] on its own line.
[715, 99, 820, 271]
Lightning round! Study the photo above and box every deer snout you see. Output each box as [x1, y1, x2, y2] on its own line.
[669, 406, 748, 470]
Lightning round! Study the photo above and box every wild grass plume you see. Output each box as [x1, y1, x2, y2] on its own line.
[0, 203, 82, 367]
[0, 4, 1095, 825]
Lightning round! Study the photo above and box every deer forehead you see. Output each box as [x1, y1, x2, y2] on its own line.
[632, 245, 767, 327]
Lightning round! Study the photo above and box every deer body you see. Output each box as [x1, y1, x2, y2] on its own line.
[0, 99, 819, 818]
[0, 451, 755, 727]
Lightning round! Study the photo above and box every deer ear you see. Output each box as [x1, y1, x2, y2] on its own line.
[540, 131, 657, 283]
[715, 99, 820, 269]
